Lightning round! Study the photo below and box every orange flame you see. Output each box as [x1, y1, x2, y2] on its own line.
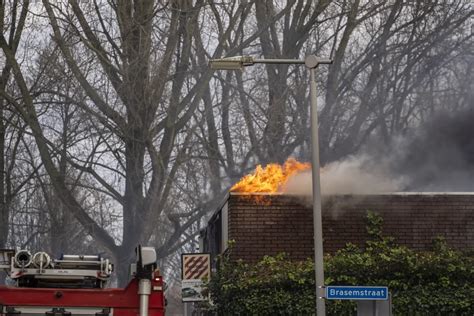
[231, 158, 311, 193]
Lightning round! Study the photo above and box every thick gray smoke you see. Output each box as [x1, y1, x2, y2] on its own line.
[284, 155, 405, 196]
[384, 108, 474, 191]
[284, 108, 474, 196]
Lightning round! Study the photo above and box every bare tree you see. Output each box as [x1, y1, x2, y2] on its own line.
[0, 0, 269, 283]
[319, 0, 473, 162]
[207, 0, 472, 173]
[0, 0, 29, 251]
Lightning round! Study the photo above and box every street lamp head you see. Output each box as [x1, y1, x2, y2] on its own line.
[209, 56, 255, 70]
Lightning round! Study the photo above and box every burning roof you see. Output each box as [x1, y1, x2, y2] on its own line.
[230, 158, 310, 194]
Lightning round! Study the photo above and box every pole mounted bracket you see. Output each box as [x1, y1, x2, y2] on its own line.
[305, 55, 333, 69]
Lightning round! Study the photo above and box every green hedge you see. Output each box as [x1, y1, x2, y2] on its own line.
[204, 212, 474, 315]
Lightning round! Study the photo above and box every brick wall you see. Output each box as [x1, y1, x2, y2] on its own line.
[222, 193, 474, 262]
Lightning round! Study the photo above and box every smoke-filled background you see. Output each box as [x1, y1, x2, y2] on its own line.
[388, 108, 474, 191]
[286, 108, 474, 195]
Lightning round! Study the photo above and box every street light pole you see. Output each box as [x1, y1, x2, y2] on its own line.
[305, 56, 326, 315]
[210, 55, 332, 316]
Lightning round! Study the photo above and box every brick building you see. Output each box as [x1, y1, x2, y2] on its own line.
[200, 192, 474, 263]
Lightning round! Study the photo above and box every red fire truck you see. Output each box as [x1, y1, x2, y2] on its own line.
[0, 246, 165, 315]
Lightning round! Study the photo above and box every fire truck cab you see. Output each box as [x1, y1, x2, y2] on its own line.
[0, 246, 165, 316]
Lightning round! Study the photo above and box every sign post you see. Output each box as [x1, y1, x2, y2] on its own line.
[181, 253, 211, 303]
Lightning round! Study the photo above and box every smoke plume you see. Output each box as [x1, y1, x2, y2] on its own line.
[284, 155, 405, 196]
[284, 108, 474, 196]
[386, 108, 474, 191]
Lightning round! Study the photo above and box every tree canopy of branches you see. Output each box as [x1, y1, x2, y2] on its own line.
[0, 0, 472, 283]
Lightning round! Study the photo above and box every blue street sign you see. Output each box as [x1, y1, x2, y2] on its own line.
[326, 286, 389, 300]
